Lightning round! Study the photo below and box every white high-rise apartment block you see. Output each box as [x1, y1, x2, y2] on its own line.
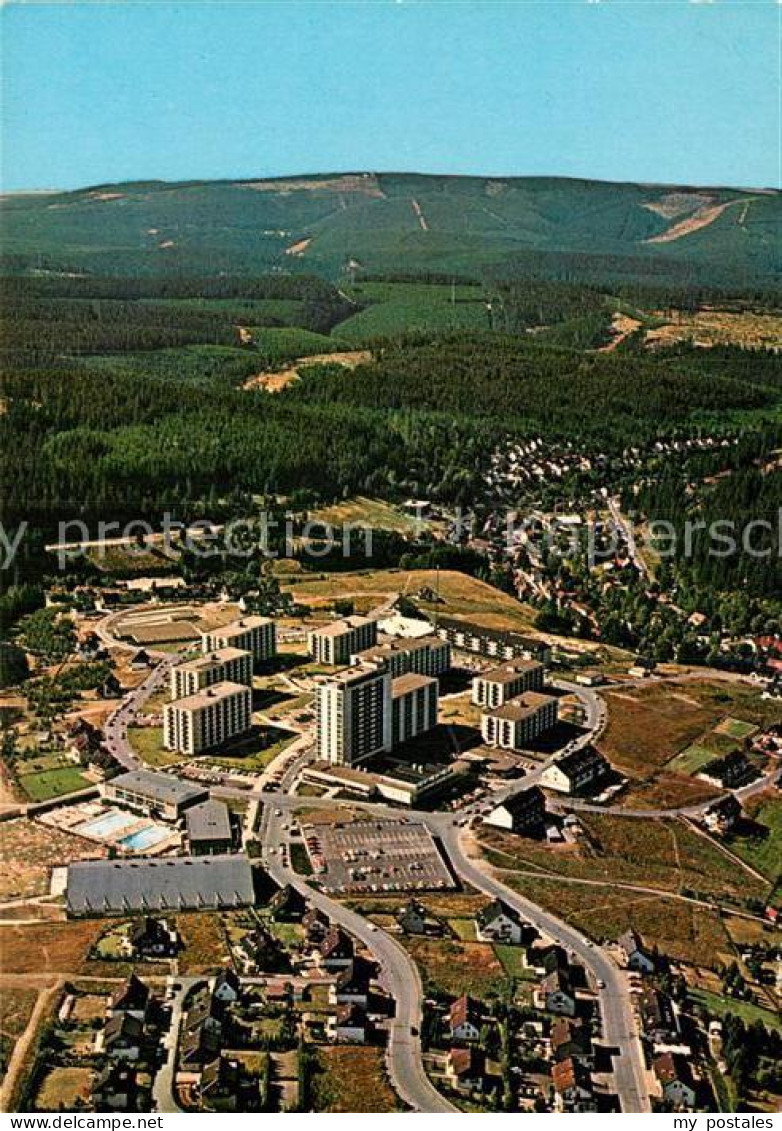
[316, 666, 392, 765]
[308, 616, 377, 666]
[164, 681, 252, 756]
[170, 647, 253, 701]
[201, 616, 276, 669]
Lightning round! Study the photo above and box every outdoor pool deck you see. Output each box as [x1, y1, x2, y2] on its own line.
[37, 800, 180, 856]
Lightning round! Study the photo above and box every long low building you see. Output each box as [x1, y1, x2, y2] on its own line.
[163, 680, 252, 756]
[352, 634, 451, 679]
[170, 647, 253, 700]
[433, 617, 551, 664]
[102, 770, 209, 820]
[66, 853, 256, 917]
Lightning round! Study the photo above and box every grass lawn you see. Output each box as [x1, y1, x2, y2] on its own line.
[714, 717, 759, 740]
[312, 1046, 403, 1112]
[209, 727, 297, 773]
[308, 496, 428, 535]
[289, 843, 313, 876]
[493, 944, 538, 980]
[690, 988, 782, 1032]
[403, 935, 508, 999]
[127, 725, 181, 767]
[668, 743, 722, 775]
[174, 912, 232, 973]
[729, 794, 782, 883]
[34, 1067, 93, 1111]
[281, 567, 537, 629]
[16, 766, 90, 801]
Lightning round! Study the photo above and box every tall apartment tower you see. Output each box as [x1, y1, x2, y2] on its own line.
[316, 666, 392, 765]
[201, 616, 276, 670]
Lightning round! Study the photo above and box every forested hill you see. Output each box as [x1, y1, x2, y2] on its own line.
[2, 173, 779, 286]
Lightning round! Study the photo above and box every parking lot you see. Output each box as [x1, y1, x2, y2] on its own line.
[301, 817, 455, 894]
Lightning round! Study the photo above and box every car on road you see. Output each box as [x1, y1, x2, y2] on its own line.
[597, 979, 606, 989]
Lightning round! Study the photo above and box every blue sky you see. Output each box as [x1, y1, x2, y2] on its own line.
[2, 1, 778, 191]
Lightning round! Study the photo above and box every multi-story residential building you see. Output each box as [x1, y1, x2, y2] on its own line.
[539, 745, 609, 795]
[471, 659, 545, 708]
[391, 673, 438, 745]
[163, 681, 252, 756]
[308, 616, 377, 666]
[316, 666, 392, 765]
[433, 616, 551, 664]
[201, 616, 276, 669]
[481, 691, 558, 751]
[170, 647, 253, 701]
[352, 634, 451, 679]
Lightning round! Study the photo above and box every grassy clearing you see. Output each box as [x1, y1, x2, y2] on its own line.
[282, 567, 536, 629]
[208, 727, 298, 773]
[337, 281, 488, 344]
[16, 766, 91, 802]
[403, 935, 508, 998]
[729, 794, 782, 883]
[34, 1067, 93, 1112]
[307, 496, 426, 535]
[599, 679, 778, 807]
[0, 922, 104, 975]
[127, 725, 182, 767]
[0, 819, 106, 902]
[174, 912, 233, 973]
[501, 871, 733, 968]
[645, 309, 782, 351]
[312, 1046, 403, 1112]
[479, 813, 769, 906]
[689, 988, 782, 1032]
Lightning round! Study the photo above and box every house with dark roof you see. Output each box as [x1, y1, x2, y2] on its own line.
[92, 1063, 138, 1111]
[103, 1013, 144, 1061]
[484, 786, 547, 836]
[199, 1056, 241, 1106]
[444, 1047, 486, 1093]
[551, 1057, 596, 1112]
[475, 899, 527, 945]
[701, 794, 743, 834]
[333, 957, 374, 1007]
[213, 967, 241, 1004]
[179, 1020, 222, 1069]
[618, 929, 655, 975]
[540, 970, 577, 1016]
[303, 907, 329, 946]
[540, 746, 610, 795]
[319, 926, 355, 970]
[449, 995, 482, 1043]
[128, 916, 178, 959]
[269, 883, 307, 922]
[699, 750, 757, 790]
[333, 1003, 369, 1043]
[638, 986, 678, 1044]
[550, 1017, 592, 1063]
[653, 1052, 696, 1110]
[109, 975, 150, 1019]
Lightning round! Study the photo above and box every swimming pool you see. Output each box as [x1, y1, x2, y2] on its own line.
[78, 810, 137, 839]
[119, 825, 172, 852]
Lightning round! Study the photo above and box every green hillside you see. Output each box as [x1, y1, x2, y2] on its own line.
[2, 173, 778, 286]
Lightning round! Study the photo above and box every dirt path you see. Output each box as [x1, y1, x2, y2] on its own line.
[598, 312, 642, 353]
[645, 197, 753, 245]
[243, 350, 371, 393]
[0, 979, 63, 1112]
[411, 198, 428, 231]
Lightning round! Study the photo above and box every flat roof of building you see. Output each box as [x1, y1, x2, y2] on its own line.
[311, 615, 373, 638]
[356, 634, 445, 661]
[435, 616, 548, 651]
[174, 647, 251, 675]
[108, 770, 208, 807]
[186, 799, 232, 843]
[207, 616, 273, 636]
[66, 854, 254, 915]
[165, 680, 249, 711]
[320, 665, 386, 689]
[391, 673, 438, 697]
[478, 660, 544, 684]
[484, 691, 557, 722]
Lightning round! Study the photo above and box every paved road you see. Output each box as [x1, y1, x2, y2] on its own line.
[151, 977, 202, 1114]
[608, 496, 649, 580]
[259, 802, 457, 1113]
[439, 823, 650, 1113]
[103, 655, 177, 772]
